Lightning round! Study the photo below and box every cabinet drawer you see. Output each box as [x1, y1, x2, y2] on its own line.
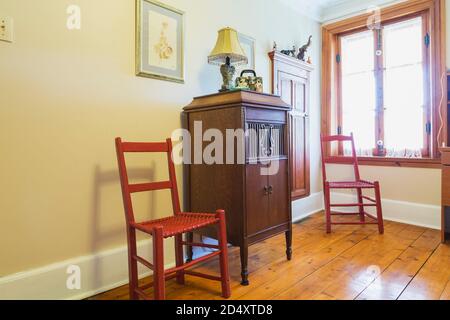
[246, 108, 286, 123]
[443, 168, 450, 206]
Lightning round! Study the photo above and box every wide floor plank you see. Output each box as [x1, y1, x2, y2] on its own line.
[356, 229, 441, 300]
[440, 280, 450, 300]
[398, 244, 450, 300]
[274, 222, 420, 300]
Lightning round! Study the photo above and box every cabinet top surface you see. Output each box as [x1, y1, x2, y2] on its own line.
[184, 89, 291, 112]
[268, 51, 315, 71]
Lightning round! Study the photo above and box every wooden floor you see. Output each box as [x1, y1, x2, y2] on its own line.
[90, 213, 450, 300]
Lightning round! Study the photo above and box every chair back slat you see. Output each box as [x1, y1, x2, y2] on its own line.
[121, 142, 168, 153]
[323, 156, 356, 165]
[321, 135, 354, 142]
[115, 137, 181, 223]
[128, 181, 172, 193]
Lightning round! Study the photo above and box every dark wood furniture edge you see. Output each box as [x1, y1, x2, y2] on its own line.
[184, 90, 291, 111]
[441, 147, 450, 242]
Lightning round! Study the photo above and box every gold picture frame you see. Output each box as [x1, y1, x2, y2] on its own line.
[136, 0, 185, 83]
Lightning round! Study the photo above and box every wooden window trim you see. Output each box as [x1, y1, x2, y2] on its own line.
[358, 156, 441, 168]
[321, 0, 447, 169]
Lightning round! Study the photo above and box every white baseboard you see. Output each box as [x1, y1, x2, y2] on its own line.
[0, 239, 174, 300]
[292, 192, 324, 223]
[331, 192, 441, 230]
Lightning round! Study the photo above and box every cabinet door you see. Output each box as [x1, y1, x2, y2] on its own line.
[278, 72, 310, 200]
[279, 74, 292, 105]
[291, 78, 310, 199]
[268, 160, 290, 227]
[246, 164, 269, 236]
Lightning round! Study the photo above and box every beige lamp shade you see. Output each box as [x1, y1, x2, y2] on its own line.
[208, 27, 248, 66]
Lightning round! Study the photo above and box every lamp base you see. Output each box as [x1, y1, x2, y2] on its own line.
[219, 62, 236, 92]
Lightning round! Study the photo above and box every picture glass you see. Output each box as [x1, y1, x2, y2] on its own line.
[137, 0, 184, 83]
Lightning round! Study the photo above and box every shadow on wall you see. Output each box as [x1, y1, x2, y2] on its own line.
[90, 164, 155, 291]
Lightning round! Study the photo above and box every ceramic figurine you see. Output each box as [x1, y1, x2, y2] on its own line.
[297, 36, 312, 61]
[291, 45, 297, 57]
[280, 45, 296, 58]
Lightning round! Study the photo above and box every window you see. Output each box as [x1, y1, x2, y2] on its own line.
[321, 0, 447, 168]
[339, 16, 429, 158]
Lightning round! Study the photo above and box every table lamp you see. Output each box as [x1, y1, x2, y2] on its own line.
[208, 27, 248, 92]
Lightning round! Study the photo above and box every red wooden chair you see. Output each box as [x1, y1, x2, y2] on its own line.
[320, 134, 384, 234]
[115, 138, 231, 300]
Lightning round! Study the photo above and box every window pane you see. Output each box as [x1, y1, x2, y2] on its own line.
[341, 73, 376, 152]
[341, 30, 376, 153]
[341, 30, 374, 75]
[383, 17, 424, 155]
[384, 17, 423, 68]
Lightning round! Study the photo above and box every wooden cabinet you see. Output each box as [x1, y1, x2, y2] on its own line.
[441, 147, 450, 242]
[269, 51, 313, 200]
[183, 90, 292, 285]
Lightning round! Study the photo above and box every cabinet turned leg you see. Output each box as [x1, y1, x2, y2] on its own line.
[240, 244, 249, 286]
[285, 230, 292, 261]
[186, 232, 194, 263]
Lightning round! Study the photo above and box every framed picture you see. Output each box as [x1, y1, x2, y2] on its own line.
[237, 33, 255, 72]
[136, 0, 185, 83]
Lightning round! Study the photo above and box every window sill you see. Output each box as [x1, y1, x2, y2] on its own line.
[356, 157, 441, 169]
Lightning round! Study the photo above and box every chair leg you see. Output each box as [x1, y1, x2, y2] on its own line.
[127, 226, 139, 300]
[324, 183, 332, 234]
[357, 188, 365, 223]
[152, 226, 166, 300]
[374, 182, 384, 234]
[216, 210, 231, 299]
[174, 234, 185, 285]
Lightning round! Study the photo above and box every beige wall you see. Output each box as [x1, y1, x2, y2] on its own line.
[326, 164, 441, 205]
[0, 0, 321, 276]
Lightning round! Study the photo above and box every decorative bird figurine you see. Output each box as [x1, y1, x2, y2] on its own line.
[297, 36, 312, 61]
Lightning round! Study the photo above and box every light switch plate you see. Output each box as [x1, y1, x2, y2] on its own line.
[0, 17, 13, 43]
